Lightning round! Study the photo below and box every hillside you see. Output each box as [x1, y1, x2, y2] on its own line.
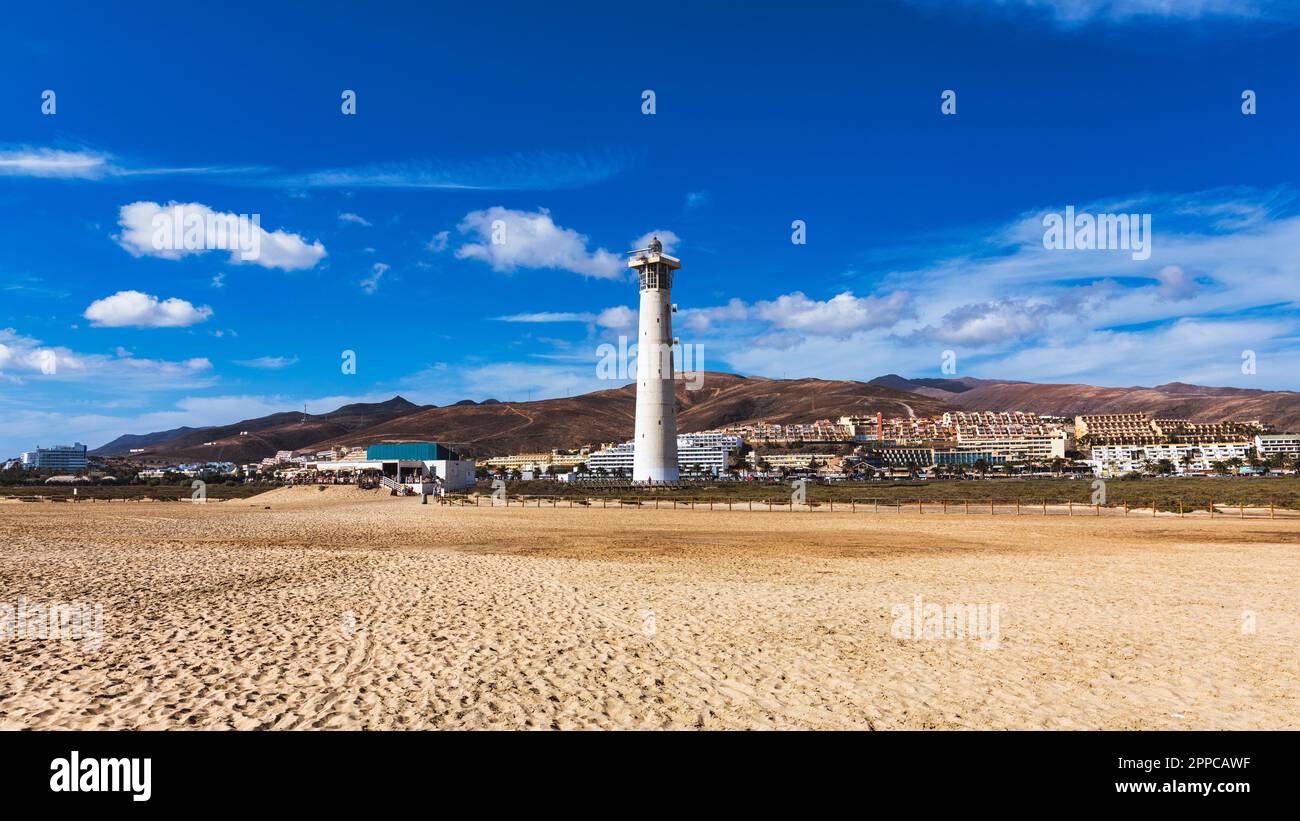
[95, 397, 422, 463]
[878, 376, 1300, 430]
[94, 372, 1300, 464]
[307, 373, 956, 456]
[101, 374, 955, 462]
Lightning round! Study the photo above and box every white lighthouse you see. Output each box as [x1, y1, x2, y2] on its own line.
[629, 236, 680, 483]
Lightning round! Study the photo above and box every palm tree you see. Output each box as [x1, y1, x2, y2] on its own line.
[1247, 452, 1264, 475]
[1225, 456, 1245, 476]
[1179, 450, 1198, 475]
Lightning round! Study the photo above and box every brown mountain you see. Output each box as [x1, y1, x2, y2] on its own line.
[97, 372, 1300, 465]
[101, 373, 955, 462]
[308, 372, 956, 456]
[880, 376, 1300, 431]
[93, 397, 422, 463]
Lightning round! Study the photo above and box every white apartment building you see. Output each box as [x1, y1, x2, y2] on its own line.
[483, 449, 589, 474]
[747, 451, 837, 471]
[587, 433, 741, 477]
[1255, 433, 1300, 457]
[954, 430, 1068, 461]
[1087, 442, 1253, 477]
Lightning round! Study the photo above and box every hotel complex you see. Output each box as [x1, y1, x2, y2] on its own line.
[18, 443, 88, 471]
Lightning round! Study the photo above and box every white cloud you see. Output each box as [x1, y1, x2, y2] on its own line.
[905, 0, 1290, 25]
[0, 147, 111, 179]
[0, 391, 399, 459]
[401, 361, 621, 403]
[234, 355, 298, 370]
[631, 230, 682, 255]
[426, 230, 450, 252]
[83, 291, 213, 328]
[115, 201, 326, 271]
[755, 290, 912, 336]
[360, 262, 389, 295]
[0, 328, 213, 389]
[455, 207, 623, 279]
[678, 299, 750, 333]
[0, 146, 250, 181]
[338, 212, 372, 227]
[915, 299, 1057, 345]
[496, 311, 597, 323]
[1153, 264, 1198, 301]
[495, 306, 636, 330]
[595, 306, 636, 330]
[278, 150, 631, 191]
[211, 272, 225, 289]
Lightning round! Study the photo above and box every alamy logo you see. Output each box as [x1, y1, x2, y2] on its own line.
[1, 596, 103, 650]
[891, 595, 1001, 650]
[1042, 206, 1151, 261]
[50, 751, 151, 802]
[151, 205, 261, 261]
[595, 335, 705, 390]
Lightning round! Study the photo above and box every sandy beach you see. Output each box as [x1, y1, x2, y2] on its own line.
[2, 486, 1297, 730]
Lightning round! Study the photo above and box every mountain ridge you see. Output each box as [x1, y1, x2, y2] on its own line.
[92, 373, 1300, 463]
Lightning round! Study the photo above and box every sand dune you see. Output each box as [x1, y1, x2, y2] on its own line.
[1, 498, 1297, 729]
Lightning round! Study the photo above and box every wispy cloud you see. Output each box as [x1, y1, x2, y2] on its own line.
[360, 262, 389, 294]
[0, 328, 214, 389]
[277, 149, 635, 191]
[495, 306, 635, 329]
[904, 0, 1297, 25]
[234, 355, 299, 370]
[0, 145, 632, 191]
[0, 146, 259, 180]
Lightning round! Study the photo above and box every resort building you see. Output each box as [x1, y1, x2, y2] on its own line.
[20, 443, 88, 471]
[1085, 441, 1254, 477]
[483, 448, 590, 474]
[587, 433, 742, 477]
[954, 430, 1068, 462]
[1255, 433, 1300, 457]
[747, 451, 840, 471]
[303, 441, 475, 491]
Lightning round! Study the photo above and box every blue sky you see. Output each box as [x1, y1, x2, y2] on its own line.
[2, 0, 1300, 456]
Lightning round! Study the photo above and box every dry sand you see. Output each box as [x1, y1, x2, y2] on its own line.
[2, 485, 1297, 730]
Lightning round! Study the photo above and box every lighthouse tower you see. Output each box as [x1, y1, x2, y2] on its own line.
[629, 236, 680, 483]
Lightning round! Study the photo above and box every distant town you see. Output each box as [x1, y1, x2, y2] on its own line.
[7, 410, 1300, 491]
